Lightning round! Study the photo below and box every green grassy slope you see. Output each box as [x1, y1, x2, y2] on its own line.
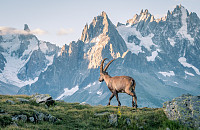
[0, 95, 189, 129]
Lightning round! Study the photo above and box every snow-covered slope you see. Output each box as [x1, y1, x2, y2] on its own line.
[0, 25, 60, 93]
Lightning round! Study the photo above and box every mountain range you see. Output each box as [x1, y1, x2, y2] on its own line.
[1, 5, 200, 107]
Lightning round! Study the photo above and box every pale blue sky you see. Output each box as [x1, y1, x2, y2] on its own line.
[1, 0, 200, 47]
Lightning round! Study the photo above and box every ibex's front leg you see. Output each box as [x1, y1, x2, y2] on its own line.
[107, 93, 114, 106]
[114, 90, 121, 106]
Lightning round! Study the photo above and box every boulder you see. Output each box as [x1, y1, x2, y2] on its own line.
[0, 109, 5, 113]
[29, 117, 35, 122]
[108, 114, 118, 126]
[163, 94, 200, 128]
[38, 113, 45, 121]
[16, 98, 29, 103]
[31, 94, 52, 103]
[45, 99, 55, 107]
[125, 118, 131, 125]
[12, 115, 27, 122]
[48, 114, 57, 123]
[6, 100, 15, 104]
[19, 115, 27, 122]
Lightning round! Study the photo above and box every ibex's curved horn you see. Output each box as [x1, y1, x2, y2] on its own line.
[100, 58, 107, 73]
[103, 59, 115, 72]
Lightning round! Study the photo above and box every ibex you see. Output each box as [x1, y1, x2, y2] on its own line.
[99, 58, 137, 108]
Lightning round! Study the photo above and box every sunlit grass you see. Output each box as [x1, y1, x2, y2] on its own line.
[0, 95, 190, 129]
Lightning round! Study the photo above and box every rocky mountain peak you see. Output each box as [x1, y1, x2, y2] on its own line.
[100, 11, 108, 18]
[171, 5, 189, 18]
[126, 9, 154, 26]
[24, 24, 30, 32]
[80, 11, 127, 69]
[60, 44, 69, 56]
[81, 11, 114, 43]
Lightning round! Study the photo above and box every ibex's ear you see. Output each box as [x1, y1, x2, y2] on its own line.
[103, 59, 115, 72]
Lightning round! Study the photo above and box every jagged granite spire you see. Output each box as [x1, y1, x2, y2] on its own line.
[81, 11, 127, 68]
[24, 24, 30, 32]
[126, 9, 154, 26]
[81, 11, 115, 43]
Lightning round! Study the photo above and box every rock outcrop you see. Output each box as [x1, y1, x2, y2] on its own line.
[163, 94, 200, 128]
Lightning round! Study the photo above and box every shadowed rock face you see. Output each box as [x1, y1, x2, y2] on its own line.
[24, 24, 30, 32]
[163, 94, 200, 128]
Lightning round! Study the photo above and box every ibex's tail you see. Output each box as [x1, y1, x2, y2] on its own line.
[132, 79, 136, 90]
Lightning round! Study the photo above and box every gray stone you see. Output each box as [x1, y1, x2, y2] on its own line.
[45, 99, 55, 107]
[0, 109, 5, 113]
[139, 126, 144, 129]
[163, 94, 200, 128]
[38, 113, 45, 121]
[12, 115, 27, 122]
[108, 114, 118, 126]
[48, 114, 57, 123]
[18, 115, 27, 122]
[6, 100, 15, 104]
[80, 102, 90, 105]
[29, 117, 34, 122]
[125, 118, 131, 125]
[94, 112, 110, 116]
[12, 116, 19, 121]
[16, 98, 29, 103]
[31, 94, 52, 103]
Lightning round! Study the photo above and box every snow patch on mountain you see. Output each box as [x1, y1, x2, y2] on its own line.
[158, 71, 175, 77]
[0, 52, 39, 87]
[146, 50, 160, 61]
[185, 71, 195, 76]
[117, 25, 157, 55]
[168, 37, 176, 47]
[0, 33, 59, 88]
[56, 85, 79, 100]
[1, 35, 21, 52]
[84, 83, 92, 90]
[97, 90, 103, 96]
[177, 7, 194, 44]
[178, 57, 200, 75]
[173, 82, 178, 84]
[0, 36, 39, 87]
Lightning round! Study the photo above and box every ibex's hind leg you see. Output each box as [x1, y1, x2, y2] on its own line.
[114, 90, 121, 106]
[125, 88, 137, 108]
[107, 93, 114, 106]
[131, 89, 137, 108]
